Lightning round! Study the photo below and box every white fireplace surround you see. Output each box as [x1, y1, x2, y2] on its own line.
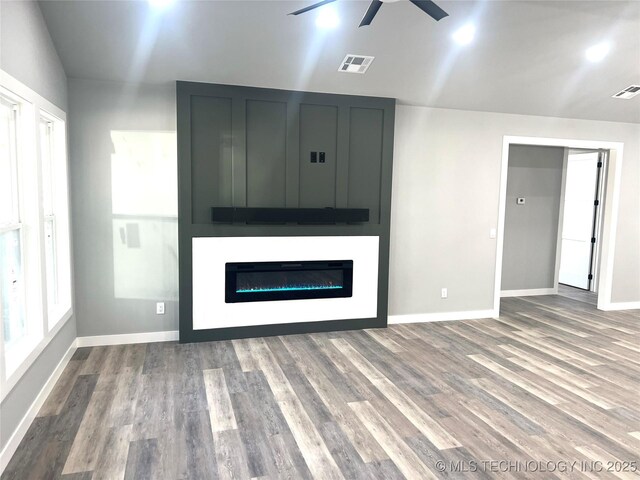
[192, 236, 380, 330]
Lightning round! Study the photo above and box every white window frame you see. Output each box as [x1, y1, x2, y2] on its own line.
[0, 70, 73, 401]
[0, 96, 20, 228]
[0, 92, 34, 380]
[38, 110, 72, 330]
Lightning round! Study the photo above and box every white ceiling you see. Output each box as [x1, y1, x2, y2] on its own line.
[38, 0, 640, 123]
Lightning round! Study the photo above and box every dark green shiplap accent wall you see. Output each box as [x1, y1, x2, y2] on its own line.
[177, 81, 396, 342]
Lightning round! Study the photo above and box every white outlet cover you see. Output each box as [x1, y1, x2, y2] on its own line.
[156, 302, 165, 314]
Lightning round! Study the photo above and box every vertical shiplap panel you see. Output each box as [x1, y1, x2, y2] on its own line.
[285, 101, 300, 208]
[348, 108, 384, 224]
[299, 104, 338, 208]
[246, 100, 287, 207]
[232, 96, 247, 207]
[335, 106, 350, 208]
[190, 95, 233, 223]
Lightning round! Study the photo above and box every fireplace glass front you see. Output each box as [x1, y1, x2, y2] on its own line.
[225, 260, 353, 303]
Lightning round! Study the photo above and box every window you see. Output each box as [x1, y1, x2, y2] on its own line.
[0, 95, 27, 353]
[39, 112, 71, 329]
[0, 88, 43, 378]
[41, 119, 58, 309]
[1, 72, 72, 397]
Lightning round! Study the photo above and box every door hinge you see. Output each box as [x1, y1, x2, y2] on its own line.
[588, 274, 593, 280]
[597, 161, 603, 168]
[591, 237, 596, 243]
[594, 199, 599, 206]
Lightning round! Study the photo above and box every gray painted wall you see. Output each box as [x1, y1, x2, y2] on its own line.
[0, 0, 75, 454]
[66, 81, 640, 338]
[501, 145, 565, 291]
[68, 79, 178, 336]
[0, 0, 67, 110]
[610, 145, 640, 304]
[391, 105, 640, 314]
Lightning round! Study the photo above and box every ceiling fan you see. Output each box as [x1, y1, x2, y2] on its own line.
[289, 0, 449, 27]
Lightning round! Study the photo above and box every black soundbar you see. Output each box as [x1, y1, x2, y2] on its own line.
[211, 207, 369, 224]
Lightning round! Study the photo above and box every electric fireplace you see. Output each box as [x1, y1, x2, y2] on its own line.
[225, 260, 353, 303]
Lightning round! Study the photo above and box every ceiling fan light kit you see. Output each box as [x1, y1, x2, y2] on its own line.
[289, 0, 449, 27]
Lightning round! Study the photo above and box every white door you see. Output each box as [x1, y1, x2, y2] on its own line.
[559, 152, 601, 290]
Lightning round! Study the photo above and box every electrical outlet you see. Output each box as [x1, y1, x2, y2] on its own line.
[156, 302, 165, 315]
[441, 288, 448, 299]
[490, 228, 497, 239]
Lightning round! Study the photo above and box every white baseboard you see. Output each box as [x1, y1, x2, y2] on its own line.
[76, 330, 179, 347]
[388, 309, 497, 324]
[598, 301, 640, 311]
[500, 288, 557, 298]
[0, 341, 77, 475]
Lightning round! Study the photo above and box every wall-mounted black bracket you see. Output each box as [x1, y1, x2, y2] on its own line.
[211, 207, 369, 224]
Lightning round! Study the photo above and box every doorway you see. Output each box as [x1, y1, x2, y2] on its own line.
[558, 150, 606, 293]
[494, 136, 624, 313]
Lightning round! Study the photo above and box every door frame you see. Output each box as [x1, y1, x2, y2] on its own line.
[494, 136, 624, 313]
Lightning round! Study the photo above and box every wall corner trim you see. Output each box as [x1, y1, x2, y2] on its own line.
[388, 309, 497, 324]
[500, 288, 557, 298]
[0, 341, 77, 475]
[75, 330, 179, 347]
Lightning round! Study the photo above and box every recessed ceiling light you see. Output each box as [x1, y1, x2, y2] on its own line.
[148, 0, 174, 10]
[585, 42, 611, 62]
[316, 4, 340, 29]
[452, 24, 476, 46]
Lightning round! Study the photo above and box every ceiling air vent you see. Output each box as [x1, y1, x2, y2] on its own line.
[612, 85, 640, 99]
[339, 55, 374, 74]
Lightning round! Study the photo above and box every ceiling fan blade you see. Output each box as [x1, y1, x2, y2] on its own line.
[409, 0, 449, 21]
[359, 0, 383, 27]
[289, 0, 337, 16]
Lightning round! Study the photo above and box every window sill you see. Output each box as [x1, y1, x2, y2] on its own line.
[48, 302, 72, 332]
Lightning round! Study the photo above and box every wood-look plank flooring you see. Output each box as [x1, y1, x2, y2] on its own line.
[558, 284, 598, 306]
[3, 295, 639, 479]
